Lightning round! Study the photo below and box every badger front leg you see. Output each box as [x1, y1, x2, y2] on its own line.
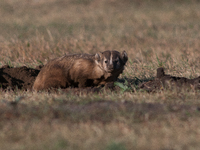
[78, 78, 88, 88]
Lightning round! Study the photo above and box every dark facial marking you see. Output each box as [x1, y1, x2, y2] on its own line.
[102, 51, 112, 60]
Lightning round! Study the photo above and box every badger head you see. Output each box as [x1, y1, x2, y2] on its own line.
[95, 50, 128, 73]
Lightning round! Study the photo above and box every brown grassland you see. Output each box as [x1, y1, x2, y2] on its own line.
[1, 0, 200, 149]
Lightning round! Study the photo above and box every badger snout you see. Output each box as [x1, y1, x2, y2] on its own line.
[108, 64, 114, 70]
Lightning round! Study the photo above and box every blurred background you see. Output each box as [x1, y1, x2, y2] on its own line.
[0, 0, 200, 77]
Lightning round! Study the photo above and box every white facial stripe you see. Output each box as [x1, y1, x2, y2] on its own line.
[110, 52, 112, 65]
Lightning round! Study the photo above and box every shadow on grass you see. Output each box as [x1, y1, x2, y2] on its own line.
[1, 99, 200, 124]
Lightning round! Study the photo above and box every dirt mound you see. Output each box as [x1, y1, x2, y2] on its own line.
[139, 67, 200, 92]
[0, 65, 42, 90]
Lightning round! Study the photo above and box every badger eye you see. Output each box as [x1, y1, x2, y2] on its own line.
[105, 60, 108, 63]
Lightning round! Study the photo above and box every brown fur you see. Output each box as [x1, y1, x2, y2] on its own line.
[32, 50, 128, 91]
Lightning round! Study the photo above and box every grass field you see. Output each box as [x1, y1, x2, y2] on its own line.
[1, 0, 200, 149]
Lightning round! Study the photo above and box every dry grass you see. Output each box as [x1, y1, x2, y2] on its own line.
[1, 119, 200, 150]
[1, 0, 200, 149]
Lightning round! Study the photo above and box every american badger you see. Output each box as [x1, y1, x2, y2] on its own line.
[32, 50, 128, 91]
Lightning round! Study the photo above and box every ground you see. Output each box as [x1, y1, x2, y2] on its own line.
[0, 65, 41, 90]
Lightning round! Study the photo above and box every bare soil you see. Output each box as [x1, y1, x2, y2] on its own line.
[0, 65, 42, 90]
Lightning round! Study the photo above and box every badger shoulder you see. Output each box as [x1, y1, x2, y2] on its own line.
[69, 58, 105, 84]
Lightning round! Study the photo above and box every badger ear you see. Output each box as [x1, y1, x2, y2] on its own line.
[95, 52, 101, 62]
[121, 51, 128, 64]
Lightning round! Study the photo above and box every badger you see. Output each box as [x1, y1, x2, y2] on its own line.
[32, 50, 128, 91]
